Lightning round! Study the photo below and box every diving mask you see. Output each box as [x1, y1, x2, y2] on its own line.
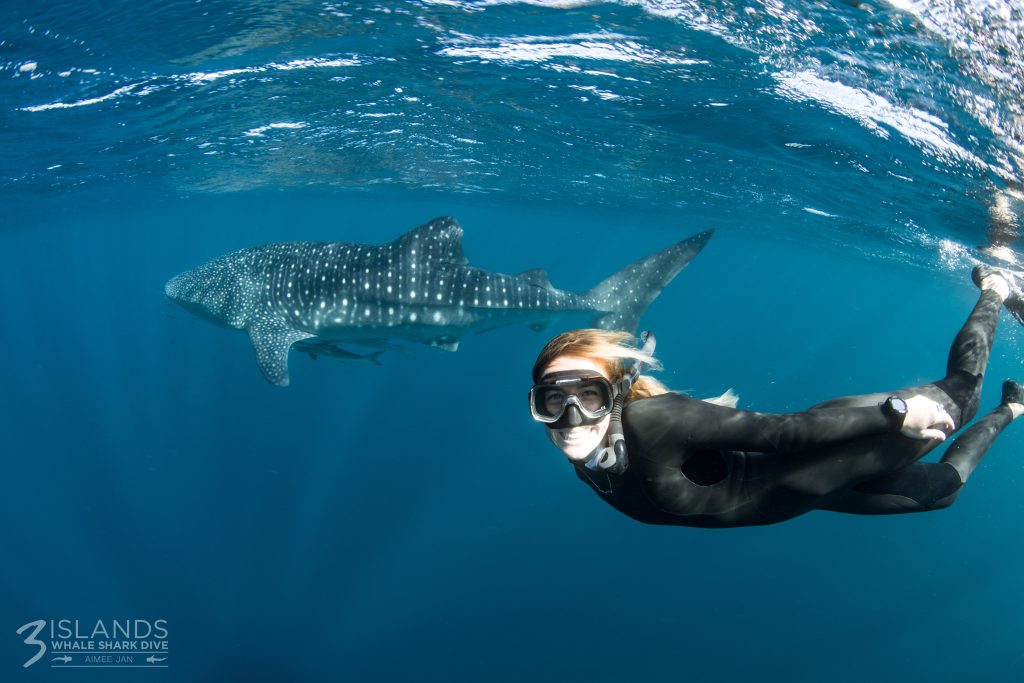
[529, 370, 615, 429]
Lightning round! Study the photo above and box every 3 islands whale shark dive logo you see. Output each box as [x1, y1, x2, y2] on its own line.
[16, 619, 169, 669]
[165, 216, 713, 386]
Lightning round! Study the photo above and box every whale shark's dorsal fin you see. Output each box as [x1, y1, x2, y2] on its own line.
[518, 268, 553, 291]
[247, 314, 315, 387]
[391, 216, 468, 266]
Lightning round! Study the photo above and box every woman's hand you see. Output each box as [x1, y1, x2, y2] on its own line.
[901, 395, 955, 440]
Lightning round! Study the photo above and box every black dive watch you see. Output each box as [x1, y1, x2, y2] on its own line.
[881, 396, 908, 429]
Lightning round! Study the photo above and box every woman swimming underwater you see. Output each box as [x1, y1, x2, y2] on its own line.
[529, 266, 1024, 527]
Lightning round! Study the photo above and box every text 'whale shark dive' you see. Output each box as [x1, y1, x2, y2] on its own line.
[165, 217, 713, 386]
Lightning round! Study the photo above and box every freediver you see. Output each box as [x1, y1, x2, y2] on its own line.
[528, 266, 1024, 527]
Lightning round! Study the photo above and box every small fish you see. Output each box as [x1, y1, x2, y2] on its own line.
[293, 340, 385, 365]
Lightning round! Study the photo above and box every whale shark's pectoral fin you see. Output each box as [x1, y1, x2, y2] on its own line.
[247, 316, 315, 387]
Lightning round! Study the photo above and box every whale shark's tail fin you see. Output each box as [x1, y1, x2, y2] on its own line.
[586, 229, 713, 332]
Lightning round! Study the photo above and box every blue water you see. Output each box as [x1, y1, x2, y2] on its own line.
[3, 1, 1024, 681]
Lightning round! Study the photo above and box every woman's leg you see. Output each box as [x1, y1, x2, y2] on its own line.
[941, 382, 1021, 480]
[820, 382, 1022, 515]
[811, 267, 1008, 427]
[932, 269, 1007, 424]
[819, 462, 963, 514]
[766, 272, 1015, 508]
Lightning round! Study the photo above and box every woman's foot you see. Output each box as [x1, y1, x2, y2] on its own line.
[1001, 380, 1024, 419]
[973, 264, 1011, 300]
[973, 264, 1024, 323]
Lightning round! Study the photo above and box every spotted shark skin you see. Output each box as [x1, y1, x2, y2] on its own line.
[165, 217, 712, 386]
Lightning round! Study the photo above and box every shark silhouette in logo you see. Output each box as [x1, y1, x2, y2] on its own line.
[165, 216, 712, 386]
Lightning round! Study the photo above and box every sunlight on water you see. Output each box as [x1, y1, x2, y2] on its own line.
[4, 0, 1021, 238]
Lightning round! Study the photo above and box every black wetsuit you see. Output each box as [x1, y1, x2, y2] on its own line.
[574, 288, 1015, 527]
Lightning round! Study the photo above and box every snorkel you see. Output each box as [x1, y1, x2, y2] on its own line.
[584, 331, 656, 474]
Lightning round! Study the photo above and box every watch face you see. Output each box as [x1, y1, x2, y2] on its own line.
[890, 397, 908, 414]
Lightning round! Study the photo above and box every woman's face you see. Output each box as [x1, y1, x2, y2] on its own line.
[540, 355, 612, 462]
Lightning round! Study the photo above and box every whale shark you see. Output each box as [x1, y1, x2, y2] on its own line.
[165, 216, 712, 386]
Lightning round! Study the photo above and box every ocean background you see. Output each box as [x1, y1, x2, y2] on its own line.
[2, 1, 1023, 681]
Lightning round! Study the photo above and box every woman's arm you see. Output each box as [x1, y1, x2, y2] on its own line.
[624, 393, 951, 455]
